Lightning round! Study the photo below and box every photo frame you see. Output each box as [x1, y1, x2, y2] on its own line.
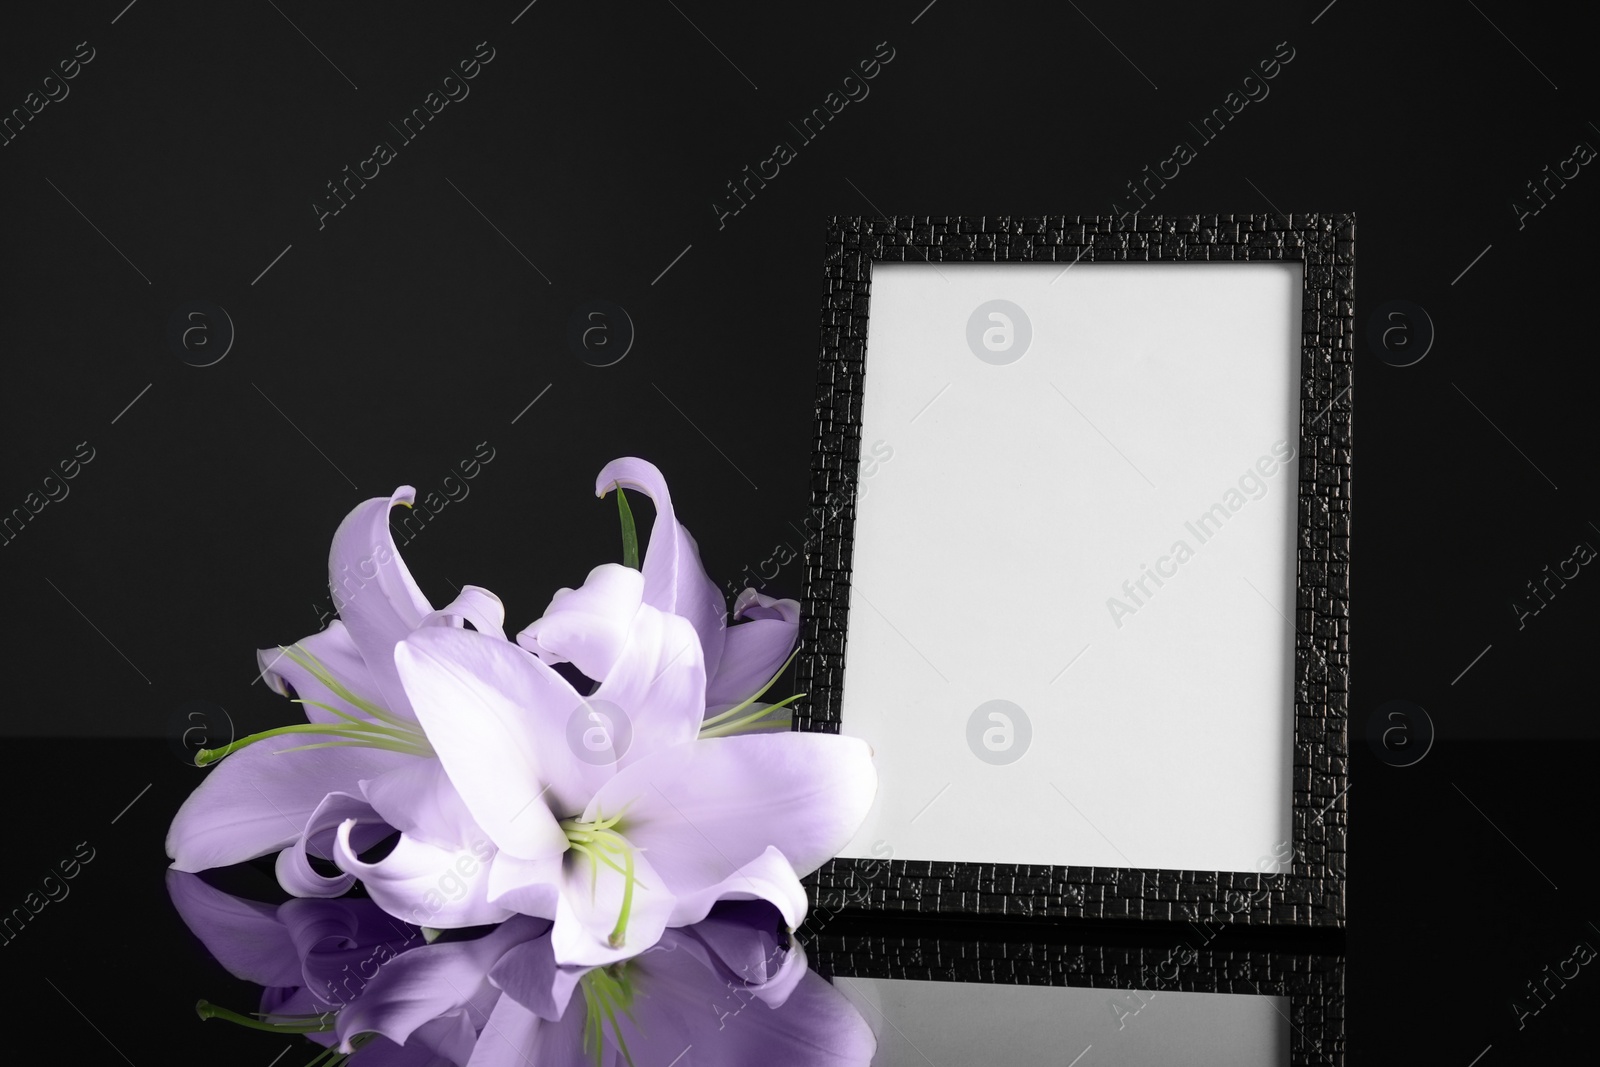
[795, 214, 1352, 927]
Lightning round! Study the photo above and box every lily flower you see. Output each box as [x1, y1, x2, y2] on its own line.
[335, 608, 875, 968]
[590, 459, 802, 728]
[172, 872, 873, 1067]
[331, 460, 876, 966]
[338, 899, 876, 1067]
[166, 486, 506, 898]
[167, 869, 469, 1065]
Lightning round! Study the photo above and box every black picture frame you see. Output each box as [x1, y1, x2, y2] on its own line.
[794, 214, 1353, 928]
[807, 919, 1346, 1066]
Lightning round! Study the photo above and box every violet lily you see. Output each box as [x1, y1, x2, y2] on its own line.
[334, 603, 874, 967]
[168, 869, 470, 1066]
[330, 460, 875, 965]
[166, 486, 506, 901]
[590, 459, 802, 728]
[337, 900, 875, 1067]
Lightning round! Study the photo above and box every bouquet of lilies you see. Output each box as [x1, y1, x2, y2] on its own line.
[165, 458, 878, 1066]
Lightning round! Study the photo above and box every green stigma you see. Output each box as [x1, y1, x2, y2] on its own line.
[579, 963, 639, 1067]
[561, 810, 646, 949]
[198, 644, 433, 766]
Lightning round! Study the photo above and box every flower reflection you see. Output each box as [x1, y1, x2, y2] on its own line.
[170, 873, 874, 1067]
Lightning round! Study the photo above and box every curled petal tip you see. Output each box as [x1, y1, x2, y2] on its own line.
[593, 457, 666, 500]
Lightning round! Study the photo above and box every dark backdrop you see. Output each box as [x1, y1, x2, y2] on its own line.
[1, 1, 1595, 1063]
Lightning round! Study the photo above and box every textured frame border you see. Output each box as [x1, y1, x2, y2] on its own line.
[809, 928, 1345, 1066]
[795, 214, 1353, 928]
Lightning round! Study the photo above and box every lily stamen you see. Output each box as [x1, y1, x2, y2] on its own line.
[579, 964, 639, 1067]
[196, 644, 433, 766]
[195, 721, 433, 766]
[302, 1031, 377, 1067]
[561, 811, 646, 949]
[698, 645, 801, 731]
[194, 1000, 336, 1034]
[699, 691, 805, 739]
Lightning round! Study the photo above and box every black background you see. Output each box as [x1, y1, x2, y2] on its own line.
[1, 0, 1595, 1062]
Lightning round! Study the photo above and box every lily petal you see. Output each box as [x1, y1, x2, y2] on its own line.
[595, 457, 728, 681]
[705, 590, 801, 710]
[486, 933, 585, 1022]
[256, 620, 380, 725]
[745, 933, 810, 1010]
[665, 844, 808, 932]
[335, 915, 546, 1053]
[549, 839, 674, 968]
[688, 899, 809, 1008]
[408, 1013, 480, 1067]
[465, 993, 588, 1067]
[347, 1028, 461, 1067]
[360, 759, 483, 851]
[519, 562, 707, 771]
[515, 563, 643, 677]
[394, 626, 593, 849]
[486, 850, 563, 919]
[275, 895, 423, 1007]
[166, 743, 409, 873]
[276, 791, 381, 898]
[585, 598, 706, 768]
[164, 870, 302, 988]
[329, 487, 433, 719]
[423, 584, 507, 639]
[332, 821, 513, 930]
[622, 947, 876, 1067]
[586, 734, 876, 893]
